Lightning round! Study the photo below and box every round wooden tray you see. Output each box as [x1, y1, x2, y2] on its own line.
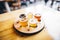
[13, 20, 44, 35]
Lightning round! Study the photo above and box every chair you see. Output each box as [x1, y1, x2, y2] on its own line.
[21, 0, 27, 6]
[12, 0, 21, 10]
[0, 2, 7, 14]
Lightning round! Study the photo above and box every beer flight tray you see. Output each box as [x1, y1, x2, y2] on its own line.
[13, 13, 45, 35]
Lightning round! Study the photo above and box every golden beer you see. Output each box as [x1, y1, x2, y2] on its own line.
[19, 18, 28, 27]
[29, 18, 37, 28]
[27, 13, 33, 20]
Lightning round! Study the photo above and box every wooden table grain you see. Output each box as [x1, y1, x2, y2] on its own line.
[0, 9, 52, 40]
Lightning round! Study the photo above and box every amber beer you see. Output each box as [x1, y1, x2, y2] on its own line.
[34, 14, 41, 22]
[19, 18, 28, 27]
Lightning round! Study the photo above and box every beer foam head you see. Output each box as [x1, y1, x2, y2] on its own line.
[29, 18, 37, 24]
[35, 13, 41, 16]
[19, 18, 27, 22]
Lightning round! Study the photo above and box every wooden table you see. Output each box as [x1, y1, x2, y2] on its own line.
[0, 8, 52, 40]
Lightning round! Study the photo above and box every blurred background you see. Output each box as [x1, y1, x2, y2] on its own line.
[0, 0, 60, 14]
